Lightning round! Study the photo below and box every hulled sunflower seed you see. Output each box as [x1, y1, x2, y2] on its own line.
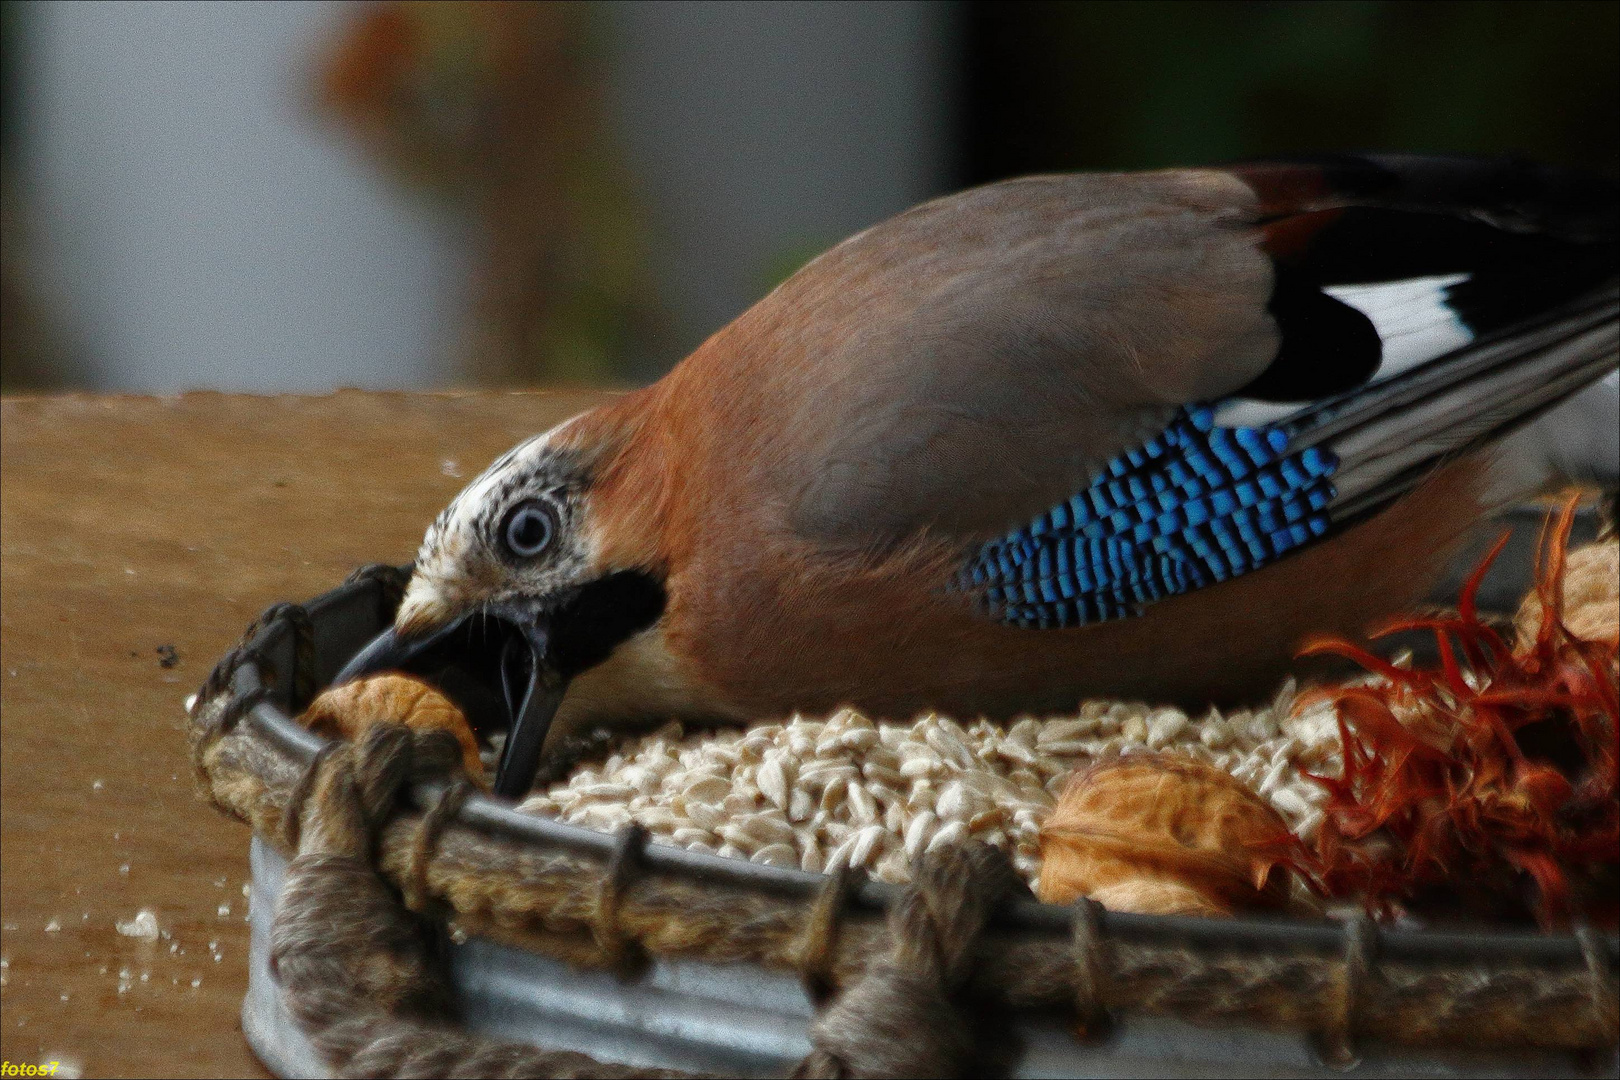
[517, 675, 1355, 892]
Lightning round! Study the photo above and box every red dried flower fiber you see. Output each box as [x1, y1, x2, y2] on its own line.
[1281, 498, 1618, 927]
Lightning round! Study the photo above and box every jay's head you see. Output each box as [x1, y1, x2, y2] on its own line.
[336, 417, 667, 799]
[398, 432, 595, 639]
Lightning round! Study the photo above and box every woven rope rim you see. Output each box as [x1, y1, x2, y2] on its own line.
[190, 566, 1620, 1058]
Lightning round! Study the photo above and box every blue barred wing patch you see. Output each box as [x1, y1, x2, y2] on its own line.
[958, 405, 1339, 628]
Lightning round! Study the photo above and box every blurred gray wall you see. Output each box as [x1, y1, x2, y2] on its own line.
[603, 0, 958, 371]
[17, 0, 475, 393]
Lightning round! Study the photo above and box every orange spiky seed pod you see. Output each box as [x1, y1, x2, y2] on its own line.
[1279, 498, 1619, 928]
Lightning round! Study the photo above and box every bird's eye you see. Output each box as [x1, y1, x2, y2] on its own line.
[502, 500, 556, 559]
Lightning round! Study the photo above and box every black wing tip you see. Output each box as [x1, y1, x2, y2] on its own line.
[1232, 152, 1618, 244]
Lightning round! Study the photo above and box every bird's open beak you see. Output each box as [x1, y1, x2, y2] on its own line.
[491, 620, 569, 800]
[332, 609, 569, 800]
[333, 569, 666, 799]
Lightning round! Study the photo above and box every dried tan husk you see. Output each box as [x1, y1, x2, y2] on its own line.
[1514, 539, 1619, 651]
[1037, 754, 1294, 916]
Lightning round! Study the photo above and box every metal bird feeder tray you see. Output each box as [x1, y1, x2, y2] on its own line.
[189, 504, 1618, 1079]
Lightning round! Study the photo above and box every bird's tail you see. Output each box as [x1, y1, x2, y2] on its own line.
[1224, 153, 1620, 525]
[1292, 283, 1618, 523]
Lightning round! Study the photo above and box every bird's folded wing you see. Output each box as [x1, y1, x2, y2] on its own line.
[723, 169, 1281, 545]
[702, 157, 1616, 555]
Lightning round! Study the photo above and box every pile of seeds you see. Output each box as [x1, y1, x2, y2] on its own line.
[517, 676, 1349, 888]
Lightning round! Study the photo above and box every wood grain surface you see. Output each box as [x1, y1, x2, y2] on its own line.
[0, 389, 615, 1078]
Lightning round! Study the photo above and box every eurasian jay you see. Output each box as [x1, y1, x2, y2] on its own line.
[338, 154, 1619, 798]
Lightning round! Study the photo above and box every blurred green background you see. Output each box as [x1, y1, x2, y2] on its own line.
[963, 1, 1618, 181]
[1, 0, 1615, 394]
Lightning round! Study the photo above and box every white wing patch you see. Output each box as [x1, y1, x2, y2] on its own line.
[1214, 273, 1474, 429]
[1325, 272, 1473, 378]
